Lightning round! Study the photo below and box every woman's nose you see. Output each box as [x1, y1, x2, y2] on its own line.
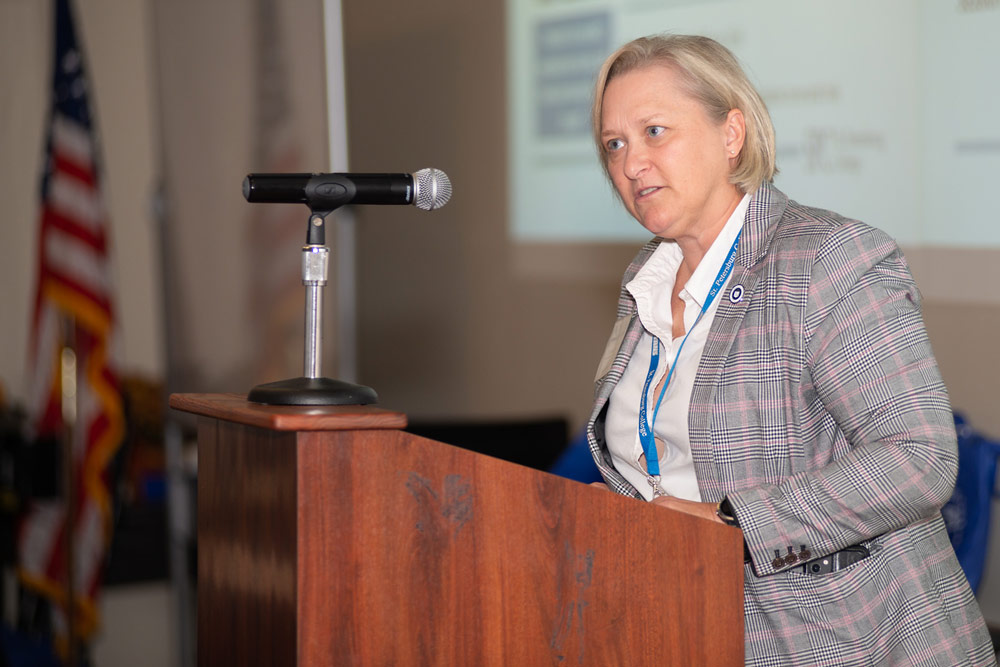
[623, 144, 649, 180]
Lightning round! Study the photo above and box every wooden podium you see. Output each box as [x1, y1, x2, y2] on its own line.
[170, 393, 744, 666]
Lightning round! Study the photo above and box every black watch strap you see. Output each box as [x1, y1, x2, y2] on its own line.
[717, 497, 739, 527]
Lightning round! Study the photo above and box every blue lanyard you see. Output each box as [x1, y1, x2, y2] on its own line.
[638, 230, 741, 487]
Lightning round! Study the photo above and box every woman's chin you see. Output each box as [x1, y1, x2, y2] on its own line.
[637, 219, 677, 239]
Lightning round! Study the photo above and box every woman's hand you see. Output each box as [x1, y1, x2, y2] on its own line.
[588, 484, 725, 524]
[650, 495, 724, 523]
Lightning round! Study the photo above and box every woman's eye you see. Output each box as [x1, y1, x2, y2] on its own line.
[647, 126, 665, 138]
[606, 138, 625, 152]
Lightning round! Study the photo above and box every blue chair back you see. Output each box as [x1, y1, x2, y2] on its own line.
[943, 414, 1000, 593]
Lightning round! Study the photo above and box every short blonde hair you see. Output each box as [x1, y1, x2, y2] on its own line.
[592, 34, 776, 194]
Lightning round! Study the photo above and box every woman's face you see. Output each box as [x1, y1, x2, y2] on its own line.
[600, 65, 743, 242]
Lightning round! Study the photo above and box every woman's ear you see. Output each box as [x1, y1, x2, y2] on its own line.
[725, 108, 746, 158]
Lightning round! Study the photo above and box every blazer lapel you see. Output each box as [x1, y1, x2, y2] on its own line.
[689, 184, 788, 494]
[592, 313, 644, 412]
[587, 239, 663, 498]
[590, 237, 664, 419]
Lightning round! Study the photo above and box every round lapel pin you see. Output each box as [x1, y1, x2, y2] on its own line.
[729, 284, 744, 303]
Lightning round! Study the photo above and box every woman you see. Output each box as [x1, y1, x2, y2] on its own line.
[586, 34, 995, 665]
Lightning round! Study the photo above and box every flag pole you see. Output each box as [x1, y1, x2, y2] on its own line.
[59, 314, 78, 666]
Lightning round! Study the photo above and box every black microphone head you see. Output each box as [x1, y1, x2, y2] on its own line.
[412, 168, 452, 210]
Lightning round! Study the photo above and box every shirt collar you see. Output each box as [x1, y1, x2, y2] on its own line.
[684, 193, 750, 308]
[627, 193, 750, 312]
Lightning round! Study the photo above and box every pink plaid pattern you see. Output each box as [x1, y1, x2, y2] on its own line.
[588, 184, 995, 665]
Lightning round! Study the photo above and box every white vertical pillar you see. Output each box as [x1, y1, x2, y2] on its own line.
[323, 0, 358, 383]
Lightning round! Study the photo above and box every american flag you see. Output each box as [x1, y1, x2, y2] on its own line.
[18, 0, 125, 650]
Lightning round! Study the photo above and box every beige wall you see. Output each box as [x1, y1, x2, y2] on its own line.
[342, 0, 625, 430]
[150, 0, 329, 394]
[907, 249, 1000, 440]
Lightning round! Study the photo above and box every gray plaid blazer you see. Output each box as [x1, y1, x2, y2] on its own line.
[587, 183, 995, 666]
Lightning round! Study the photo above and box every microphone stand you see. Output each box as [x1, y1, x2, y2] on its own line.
[247, 209, 377, 405]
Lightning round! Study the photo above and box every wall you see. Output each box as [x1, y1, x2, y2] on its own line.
[150, 0, 330, 395]
[341, 0, 625, 430]
[910, 248, 1000, 444]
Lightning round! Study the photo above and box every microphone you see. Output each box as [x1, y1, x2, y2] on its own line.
[242, 168, 452, 211]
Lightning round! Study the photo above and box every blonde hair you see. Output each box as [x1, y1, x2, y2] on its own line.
[592, 34, 776, 194]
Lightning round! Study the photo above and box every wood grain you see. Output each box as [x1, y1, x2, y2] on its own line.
[296, 429, 744, 666]
[197, 417, 298, 665]
[169, 392, 407, 431]
[176, 394, 744, 666]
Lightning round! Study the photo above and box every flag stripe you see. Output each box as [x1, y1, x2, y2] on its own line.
[26, 305, 61, 427]
[44, 228, 112, 298]
[44, 207, 106, 252]
[44, 278, 113, 334]
[51, 151, 96, 189]
[47, 169, 104, 234]
[51, 112, 94, 172]
[18, 503, 64, 576]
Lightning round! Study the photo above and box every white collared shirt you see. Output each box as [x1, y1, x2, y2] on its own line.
[606, 194, 750, 501]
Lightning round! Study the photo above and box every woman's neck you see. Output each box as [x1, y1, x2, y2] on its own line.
[675, 189, 743, 275]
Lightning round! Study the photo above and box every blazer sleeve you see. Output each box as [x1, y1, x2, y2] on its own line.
[727, 222, 958, 576]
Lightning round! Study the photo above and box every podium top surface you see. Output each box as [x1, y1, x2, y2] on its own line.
[169, 393, 408, 432]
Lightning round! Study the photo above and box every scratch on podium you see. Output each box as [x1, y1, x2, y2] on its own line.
[550, 543, 594, 664]
[404, 472, 473, 539]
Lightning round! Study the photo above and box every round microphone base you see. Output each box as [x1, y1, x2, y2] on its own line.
[247, 376, 378, 406]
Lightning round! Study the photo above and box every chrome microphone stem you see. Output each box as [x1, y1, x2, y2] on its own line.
[245, 202, 377, 405]
[301, 244, 329, 379]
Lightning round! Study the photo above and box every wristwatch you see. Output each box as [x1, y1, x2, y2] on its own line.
[716, 497, 739, 527]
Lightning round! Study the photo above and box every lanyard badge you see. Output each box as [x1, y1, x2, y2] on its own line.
[637, 230, 741, 496]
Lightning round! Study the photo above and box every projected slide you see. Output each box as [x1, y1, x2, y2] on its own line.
[508, 0, 1000, 246]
